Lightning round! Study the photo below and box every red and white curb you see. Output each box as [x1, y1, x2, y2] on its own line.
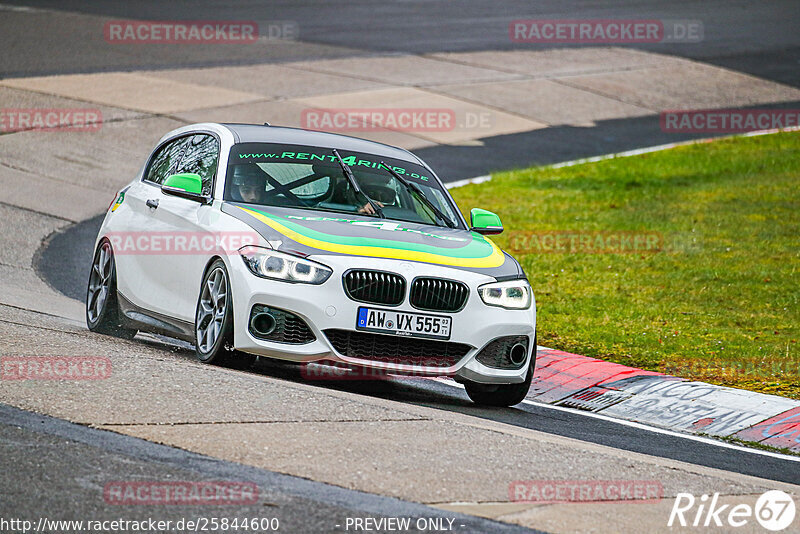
[444, 128, 800, 454]
[531, 347, 800, 453]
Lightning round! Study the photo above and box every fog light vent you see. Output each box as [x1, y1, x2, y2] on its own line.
[249, 305, 315, 344]
[475, 335, 529, 369]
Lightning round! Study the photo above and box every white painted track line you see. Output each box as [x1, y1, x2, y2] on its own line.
[429, 378, 800, 463]
[446, 126, 800, 189]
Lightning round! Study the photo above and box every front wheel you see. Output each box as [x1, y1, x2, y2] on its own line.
[194, 260, 254, 369]
[464, 334, 536, 407]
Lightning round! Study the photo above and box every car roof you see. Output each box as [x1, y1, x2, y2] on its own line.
[220, 123, 420, 164]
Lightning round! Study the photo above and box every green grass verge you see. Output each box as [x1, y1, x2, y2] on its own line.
[699, 434, 800, 458]
[451, 131, 799, 399]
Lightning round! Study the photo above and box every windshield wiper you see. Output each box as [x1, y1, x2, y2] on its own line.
[332, 149, 384, 219]
[378, 161, 455, 228]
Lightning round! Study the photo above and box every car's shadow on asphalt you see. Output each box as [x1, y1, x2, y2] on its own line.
[132, 332, 475, 408]
[248, 356, 478, 409]
[246, 357, 545, 427]
[132, 333, 527, 417]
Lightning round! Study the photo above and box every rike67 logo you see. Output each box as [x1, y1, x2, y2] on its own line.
[669, 490, 796, 531]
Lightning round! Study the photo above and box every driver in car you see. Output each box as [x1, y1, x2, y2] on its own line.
[231, 165, 269, 204]
[343, 174, 389, 215]
[232, 163, 388, 215]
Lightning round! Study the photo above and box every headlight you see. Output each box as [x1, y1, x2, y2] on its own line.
[478, 279, 532, 309]
[238, 245, 332, 284]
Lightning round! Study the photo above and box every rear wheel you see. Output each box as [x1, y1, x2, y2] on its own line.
[464, 334, 536, 407]
[195, 260, 255, 369]
[86, 240, 137, 339]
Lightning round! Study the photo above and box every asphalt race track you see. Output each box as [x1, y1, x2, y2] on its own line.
[2, 0, 799, 85]
[2, 1, 800, 532]
[34, 216, 800, 486]
[2, 1, 800, 179]
[1, 403, 535, 534]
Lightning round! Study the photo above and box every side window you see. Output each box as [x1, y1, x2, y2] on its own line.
[144, 137, 189, 185]
[176, 134, 220, 196]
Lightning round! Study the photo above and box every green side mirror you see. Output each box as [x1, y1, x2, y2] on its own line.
[470, 208, 503, 235]
[163, 173, 203, 194]
[161, 173, 209, 203]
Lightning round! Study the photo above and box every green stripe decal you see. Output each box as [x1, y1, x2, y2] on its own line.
[238, 206, 506, 268]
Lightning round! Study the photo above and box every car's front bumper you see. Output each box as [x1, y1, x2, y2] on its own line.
[228, 254, 536, 384]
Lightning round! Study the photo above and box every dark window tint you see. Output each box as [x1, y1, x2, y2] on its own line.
[144, 134, 219, 196]
[176, 134, 219, 196]
[224, 143, 461, 228]
[145, 137, 189, 185]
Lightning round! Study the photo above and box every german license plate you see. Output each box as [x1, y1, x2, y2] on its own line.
[356, 307, 451, 340]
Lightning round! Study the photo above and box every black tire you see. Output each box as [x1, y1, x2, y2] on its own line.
[465, 334, 537, 407]
[86, 240, 137, 339]
[194, 259, 254, 369]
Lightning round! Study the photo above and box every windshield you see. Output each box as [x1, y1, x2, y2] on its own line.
[225, 143, 462, 228]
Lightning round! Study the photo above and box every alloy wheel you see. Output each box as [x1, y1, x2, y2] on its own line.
[196, 267, 228, 353]
[87, 242, 112, 324]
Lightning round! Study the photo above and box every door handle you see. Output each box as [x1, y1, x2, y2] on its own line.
[146, 199, 159, 209]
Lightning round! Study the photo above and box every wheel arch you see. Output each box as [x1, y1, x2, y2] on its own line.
[201, 254, 227, 280]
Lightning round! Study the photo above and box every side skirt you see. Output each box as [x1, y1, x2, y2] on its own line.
[117, 292, 195, 343]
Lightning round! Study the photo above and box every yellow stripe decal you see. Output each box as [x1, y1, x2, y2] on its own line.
[239, 207, 506, 268]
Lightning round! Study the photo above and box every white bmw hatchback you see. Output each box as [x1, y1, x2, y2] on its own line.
[87, 123, 536, 406]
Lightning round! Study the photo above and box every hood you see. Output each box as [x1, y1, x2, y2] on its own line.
[222, 202, 522, 278]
